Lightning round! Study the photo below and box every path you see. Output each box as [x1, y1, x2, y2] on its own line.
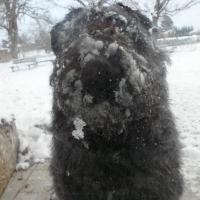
[1, 162, 52, 200]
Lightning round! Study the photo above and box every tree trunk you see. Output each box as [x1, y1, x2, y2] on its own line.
[5, 0, 19, 59]
[152, 15, 159, 27]
[8, 17, 18, 59]
[152, 0, 161, 40]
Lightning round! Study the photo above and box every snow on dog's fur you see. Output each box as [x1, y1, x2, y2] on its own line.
[50, 2, 183, 200]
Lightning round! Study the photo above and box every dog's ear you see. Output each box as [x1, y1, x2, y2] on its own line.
[132, 10, 152, 30]
[117, 3, 152, 30]
[64, 7, 84, 21]
[51, 8, 84, 55]
[50, 23, 63, 55]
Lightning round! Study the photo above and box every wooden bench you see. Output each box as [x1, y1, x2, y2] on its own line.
[10, 57, 38, 72]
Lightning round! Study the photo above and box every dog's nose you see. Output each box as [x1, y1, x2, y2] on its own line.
[81, 58, 122, 102]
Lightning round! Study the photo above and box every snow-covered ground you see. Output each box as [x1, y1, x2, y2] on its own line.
[158, 35, 200, 48]
[0, 44, 200, 197]
[0, 55, 54, 169]
[167, 43, 200, 198]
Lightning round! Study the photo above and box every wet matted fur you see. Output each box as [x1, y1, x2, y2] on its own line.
[50, 3, 183, 200]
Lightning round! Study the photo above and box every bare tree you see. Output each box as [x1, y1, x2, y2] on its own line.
[67, 0, 200, 26]
[33, 25, 51, 52]
[75, 0, 86, 7]
[0, 0, 52, 58]
[152, 0, 200, 27]
[74, 0, 110, 7]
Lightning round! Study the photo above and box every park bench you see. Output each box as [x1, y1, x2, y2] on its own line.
[10, 57, 38, 72]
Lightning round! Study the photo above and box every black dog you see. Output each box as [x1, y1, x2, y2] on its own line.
[50, 3, 183, 200]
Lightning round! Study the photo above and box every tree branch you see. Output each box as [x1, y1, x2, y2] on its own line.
[167, 0, 200, 15]
[74, 0, 86, 7]
[0, 23, 9, 31]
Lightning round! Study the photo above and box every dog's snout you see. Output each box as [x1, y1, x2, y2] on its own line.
[81, 58, 122, 102]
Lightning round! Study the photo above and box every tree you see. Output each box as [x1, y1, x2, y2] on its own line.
[161, 14, 174, 31]
[74, 0, 109, 7]
[0, 0, 52, 58]
[60, 0, 200, 29]
[33, 27, 51, 52]
[174, 25, 194, 37]
[151, 0, 200, 27]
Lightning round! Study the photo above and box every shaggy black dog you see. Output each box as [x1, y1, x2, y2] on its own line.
[50, 3, 183, 200]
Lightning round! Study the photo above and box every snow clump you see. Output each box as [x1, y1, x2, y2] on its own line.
[72, 118, 87, 140]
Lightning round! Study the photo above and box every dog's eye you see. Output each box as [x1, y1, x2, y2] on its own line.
[105, 14, 127, 26]
[83, 94, 94, 105]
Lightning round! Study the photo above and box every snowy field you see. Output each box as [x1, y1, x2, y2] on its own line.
[0, 55, 54, 168]
[0, 44, 200, 198]
[167, 43, 200, 199]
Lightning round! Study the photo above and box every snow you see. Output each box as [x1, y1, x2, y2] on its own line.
[80, 36, 104, 64]
[159, 35, 200, 42]
[105, 11, 118, 17]
[0, 42, 200, 197]
[120, 47, 146, 91]
[16, 162, 30, 171]
[106, 41, 119, 57]
[118, 15, 128, 24]
[104, 11, 128, 24]
[72, 117, 86, 140]
[0, 53, 54, 169]
[83, 94, 94, 105]
[115, 78, 133, 107]
[158, 35, 200, 48]
[18, 49, 54, 59]
[167, 43, 200, 198]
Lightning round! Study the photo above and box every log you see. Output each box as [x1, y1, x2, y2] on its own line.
[0, 119, 19, 197]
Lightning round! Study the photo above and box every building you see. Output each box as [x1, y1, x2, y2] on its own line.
[0, 48, 11, 63]
[0, 39, 11, 62]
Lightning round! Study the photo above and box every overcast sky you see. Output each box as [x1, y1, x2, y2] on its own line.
[173, 3, 200, 29]
[50, 0, 200, 29]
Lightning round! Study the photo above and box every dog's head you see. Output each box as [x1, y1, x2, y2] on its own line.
[50, 3, 168, 145]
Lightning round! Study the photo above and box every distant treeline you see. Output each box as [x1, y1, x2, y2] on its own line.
[173, 26, 194, 37]
[159, 25, 200, 39]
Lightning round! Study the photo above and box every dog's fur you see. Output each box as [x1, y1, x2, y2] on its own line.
[50, 3, 183, 200]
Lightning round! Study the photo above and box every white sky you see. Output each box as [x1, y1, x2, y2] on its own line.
[50, 0, 200, 29]
[173, 4, 200, 29]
